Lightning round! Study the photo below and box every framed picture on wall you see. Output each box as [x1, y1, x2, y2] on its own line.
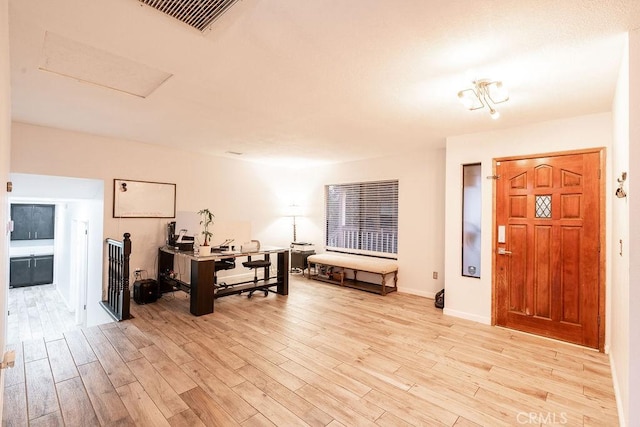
[113, 179, 176, 218]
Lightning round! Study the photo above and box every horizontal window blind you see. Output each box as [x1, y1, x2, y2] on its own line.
[325, 180, 398, 257]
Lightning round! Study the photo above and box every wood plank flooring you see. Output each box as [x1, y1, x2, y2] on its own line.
[6, 284, 79, 344]
[2, 276, 619, 426]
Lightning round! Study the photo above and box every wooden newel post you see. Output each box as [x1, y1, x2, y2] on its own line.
[120, 233, 131, 320]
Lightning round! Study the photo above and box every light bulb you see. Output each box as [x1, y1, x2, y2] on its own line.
[490, 109, 500, 120]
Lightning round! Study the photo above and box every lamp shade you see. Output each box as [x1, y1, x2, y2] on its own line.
[287, 204, 302, 217]
[457, 89, 484, 110]
[488, 81, 509, 103]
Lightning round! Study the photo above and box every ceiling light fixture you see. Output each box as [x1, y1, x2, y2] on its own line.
[458, 79, 509, 119]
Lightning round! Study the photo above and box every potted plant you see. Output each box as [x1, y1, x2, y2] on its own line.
[197, 208, 214, 256]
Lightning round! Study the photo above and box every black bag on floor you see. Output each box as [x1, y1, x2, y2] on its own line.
[435, 289, 444, 309]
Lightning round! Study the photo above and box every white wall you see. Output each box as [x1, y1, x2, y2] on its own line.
[0, 0, 10, 417]
[445, 113, 613, 324]
[626, 27, 640, 427]
[611, 32, 631, 427]
[83, 198, 110, 326]
[55, 202, 72, 309]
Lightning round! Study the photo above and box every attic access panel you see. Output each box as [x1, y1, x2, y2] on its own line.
[139, 0, 241, 32]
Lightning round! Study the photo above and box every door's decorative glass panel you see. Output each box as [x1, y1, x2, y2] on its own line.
[535, 195, 552, 218]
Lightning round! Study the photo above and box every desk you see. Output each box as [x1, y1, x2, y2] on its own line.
[157, 246, 289, 316]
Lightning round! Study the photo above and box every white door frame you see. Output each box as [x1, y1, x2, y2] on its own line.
[71, 220, 89, 326]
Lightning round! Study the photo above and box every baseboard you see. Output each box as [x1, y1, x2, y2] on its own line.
[55, 284, 74, 312]
[608, 352, 627, 427]
[397, 287, 435, 299]
[443, 307, 491, 325]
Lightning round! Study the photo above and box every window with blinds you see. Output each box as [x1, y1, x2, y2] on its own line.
[325, 180, 399, 257]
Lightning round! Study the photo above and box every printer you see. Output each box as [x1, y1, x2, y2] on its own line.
[173, 228, 194, 251]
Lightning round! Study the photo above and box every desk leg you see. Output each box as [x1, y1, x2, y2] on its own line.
[277, 250, 289, 295]
[157, 249, 175, 294]
[190, 259, 215, 316]
[263, 254, 271, 286]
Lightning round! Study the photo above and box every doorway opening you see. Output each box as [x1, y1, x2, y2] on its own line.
[6, 173, 104, 344]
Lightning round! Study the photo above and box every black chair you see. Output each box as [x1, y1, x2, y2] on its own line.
[242, 256, 272, 298]
[214, 258, 236, 289]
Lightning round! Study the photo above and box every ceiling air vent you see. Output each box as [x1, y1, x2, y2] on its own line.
[139, 0, 241, 32]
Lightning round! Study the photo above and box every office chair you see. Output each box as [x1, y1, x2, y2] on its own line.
[214, 258, 236, 290]
[242, 256, 272, 298]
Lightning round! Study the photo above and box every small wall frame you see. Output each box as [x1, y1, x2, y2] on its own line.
[113, 179, 176, 218]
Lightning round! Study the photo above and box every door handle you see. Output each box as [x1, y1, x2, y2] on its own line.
[498, 248, 512, 255]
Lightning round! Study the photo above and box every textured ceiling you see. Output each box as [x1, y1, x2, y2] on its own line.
[9, 0, 640, 165]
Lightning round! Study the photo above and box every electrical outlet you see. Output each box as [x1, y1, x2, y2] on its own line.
[433, 271, 438, 279]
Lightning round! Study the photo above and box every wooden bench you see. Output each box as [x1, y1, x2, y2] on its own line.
[306, 253, 398, 295]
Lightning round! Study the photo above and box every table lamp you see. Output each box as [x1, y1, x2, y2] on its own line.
[287, 204, 301, 243]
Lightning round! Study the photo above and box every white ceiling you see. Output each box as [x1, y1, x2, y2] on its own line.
[9, 0, 640, 165]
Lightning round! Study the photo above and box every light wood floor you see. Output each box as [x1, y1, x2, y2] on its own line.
[3, 276, 619, 426]
[6, 284, 79, 345]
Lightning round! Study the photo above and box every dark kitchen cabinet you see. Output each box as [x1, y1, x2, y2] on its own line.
[10, 205, 32, 240]
[11, 204, 55, 240]
[9, 257, 32, 287]
[10, 255, 54, 287]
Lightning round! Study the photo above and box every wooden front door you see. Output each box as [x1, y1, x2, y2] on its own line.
[494, 150, 604, 349]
